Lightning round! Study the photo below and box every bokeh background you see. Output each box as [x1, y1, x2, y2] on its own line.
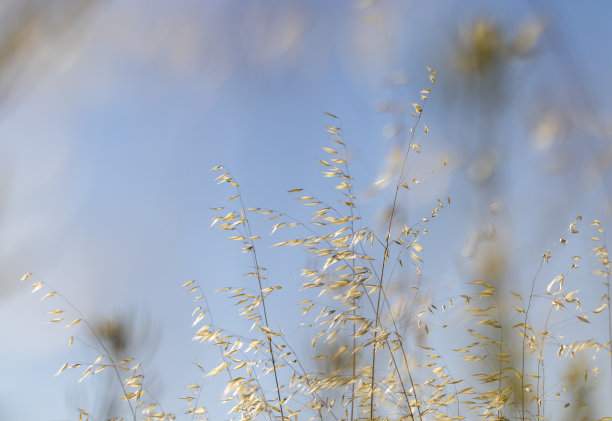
[2, 0, 612, 420]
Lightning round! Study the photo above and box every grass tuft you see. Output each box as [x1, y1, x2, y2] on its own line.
[23, 66, 612, 421]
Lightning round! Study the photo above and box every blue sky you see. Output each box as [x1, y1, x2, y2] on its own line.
[2, 1, 612, 420]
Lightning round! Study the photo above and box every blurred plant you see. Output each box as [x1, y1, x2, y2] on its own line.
[86, 313, 159, 421]
[0, 0, 99, 107]
[561, 357, 595, 421]
[454, 18, 542, 80]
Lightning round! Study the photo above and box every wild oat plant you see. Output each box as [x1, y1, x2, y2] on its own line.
[23, 67, 612, 421]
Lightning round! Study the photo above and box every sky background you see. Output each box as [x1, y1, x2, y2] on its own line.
[1, 0, 612, 420]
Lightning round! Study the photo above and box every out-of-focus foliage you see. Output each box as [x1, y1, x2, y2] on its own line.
[0, 0, 98, 105]
[454, 18, 543, 79]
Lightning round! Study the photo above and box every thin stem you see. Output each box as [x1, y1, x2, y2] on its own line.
[370, 87, 430, 420]
[234, 178, 286, 421]
[36, 281, 138, 421]
[522, 255, 545, 421]
[334, 117, 361, 421]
